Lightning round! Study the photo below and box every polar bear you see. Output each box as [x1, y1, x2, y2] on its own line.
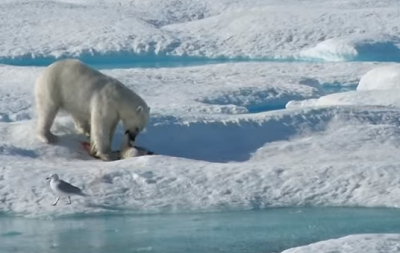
[34, 59, 150, 161]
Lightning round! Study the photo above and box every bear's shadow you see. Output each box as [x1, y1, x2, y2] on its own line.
[130, 118, 301, 163]
[53, 115, 299, 164]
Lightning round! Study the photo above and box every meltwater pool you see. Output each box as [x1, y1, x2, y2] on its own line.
[2, 207, 400, 253]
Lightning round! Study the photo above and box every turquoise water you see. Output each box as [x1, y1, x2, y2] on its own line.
[2, 207, 400, 253]
[0, 54, 312, 70]
[2, 50, 400, 70]
[0, 55, 233, 69]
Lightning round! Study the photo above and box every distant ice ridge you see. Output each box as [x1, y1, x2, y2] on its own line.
[281, 234, 400, 253]
[2, 1, 400, 60]
[286, 63, 400, 109]
[299, 34, 400, 62]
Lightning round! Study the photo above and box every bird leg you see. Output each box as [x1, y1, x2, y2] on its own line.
[52, 197, 60, 206]
[66, 196, 71, 205]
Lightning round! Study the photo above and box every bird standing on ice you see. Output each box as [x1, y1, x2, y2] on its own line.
[46, 173, 87, 206]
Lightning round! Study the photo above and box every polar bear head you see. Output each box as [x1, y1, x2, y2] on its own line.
[122, 105, 150, 143]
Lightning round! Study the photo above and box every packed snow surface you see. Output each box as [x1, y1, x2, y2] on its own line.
[286, 90, 400, 109]
[1, 0, 400, 61]
[2, 0, 400, 252]
[299, 34, 400, 62]
[287, 64, 400, 109]
[358, 64, 400, 90]
[282, 234, 400, 253]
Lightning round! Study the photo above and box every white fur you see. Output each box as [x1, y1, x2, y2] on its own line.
[34, 59, 150, 161]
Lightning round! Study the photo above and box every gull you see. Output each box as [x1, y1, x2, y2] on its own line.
[46, 173, 87, 206]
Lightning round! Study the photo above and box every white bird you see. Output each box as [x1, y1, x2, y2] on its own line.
[46, 173, 87, 206]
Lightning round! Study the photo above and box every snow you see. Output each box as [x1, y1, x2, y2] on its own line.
[0, 61, 377, 118]
[286, 90, 400, 108]
[358, 64, 400, 90]
[5, 105, 400, 217]
[286, 63, 400, 109]
[299, 34, 400, 62]
[2, 0, 400, 60]
[2, 0, 400, 252]
[281, 234, 400, 253]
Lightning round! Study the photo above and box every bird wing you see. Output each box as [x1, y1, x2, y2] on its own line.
[58, 180, 86, 196]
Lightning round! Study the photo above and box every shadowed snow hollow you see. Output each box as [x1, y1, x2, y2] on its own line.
[196, 77, 322, 113]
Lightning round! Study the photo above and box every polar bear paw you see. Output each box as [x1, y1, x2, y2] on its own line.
[97, 152, 120, 162]
[37, 132, 58, 144]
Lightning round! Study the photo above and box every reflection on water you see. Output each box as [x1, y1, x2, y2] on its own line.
[2, 207, 400, 253]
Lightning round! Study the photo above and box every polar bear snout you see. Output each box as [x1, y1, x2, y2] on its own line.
[125, 129, 138, 142]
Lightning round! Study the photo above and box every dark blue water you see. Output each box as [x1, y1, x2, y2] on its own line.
[2, 207, 400, 253]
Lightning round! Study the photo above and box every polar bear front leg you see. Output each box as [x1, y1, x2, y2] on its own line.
[89, 111, 119, 161]
[36, 101, 59, 144]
